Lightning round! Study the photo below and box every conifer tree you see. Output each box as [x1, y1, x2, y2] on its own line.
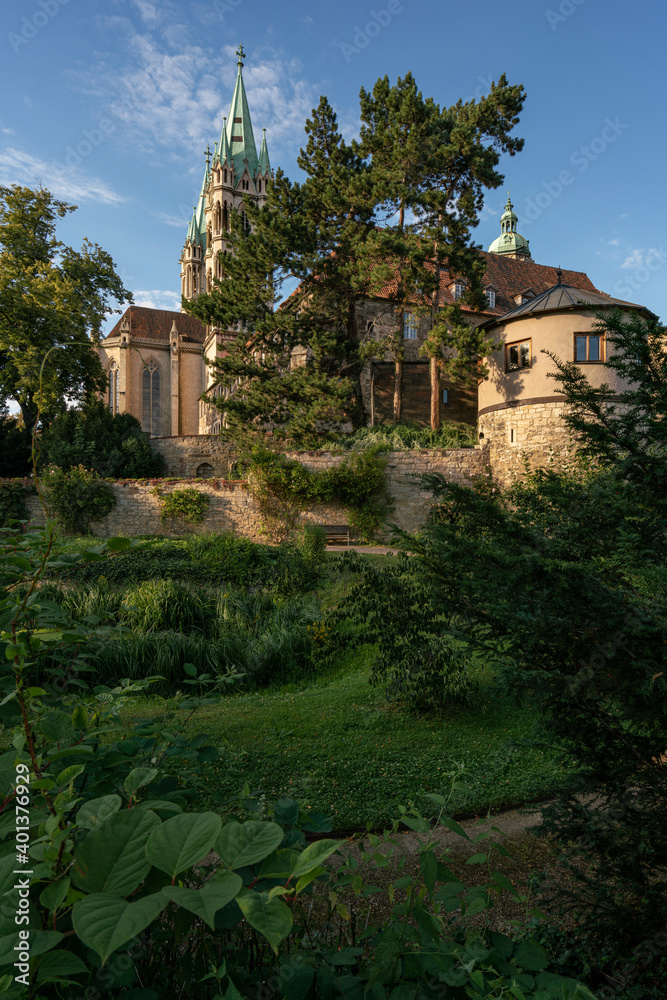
[357, 73, 525, 428]
[186, 98, 376, 448]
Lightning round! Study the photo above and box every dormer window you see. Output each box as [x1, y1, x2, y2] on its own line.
[485, 289, 496, 309]
[450, 281, 465, 301]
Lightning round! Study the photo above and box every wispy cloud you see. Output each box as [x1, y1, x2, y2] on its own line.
[69, 20, 322, 171]
[0, 147, 125, 205]
[621, 248, 663, 269]
[134, 288, 182, 310]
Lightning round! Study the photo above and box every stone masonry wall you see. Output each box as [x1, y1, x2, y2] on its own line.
[23, 448, 485, 539]
[478, 401, 575, 487]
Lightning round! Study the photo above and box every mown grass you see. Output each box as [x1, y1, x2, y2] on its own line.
[138, 646, 576, 832]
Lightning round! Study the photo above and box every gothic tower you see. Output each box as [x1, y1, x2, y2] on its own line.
[178, 45, 273, 433]
[180, 44, 271, 305]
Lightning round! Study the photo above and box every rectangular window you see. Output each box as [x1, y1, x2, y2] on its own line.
[404, 312, 418, 340]
[442, 388, 448, 404]
[454, 282, 464, 301]
[486, 290, 496, 309]
[505, 340, 531, 371]
[575, 333, 604, 362]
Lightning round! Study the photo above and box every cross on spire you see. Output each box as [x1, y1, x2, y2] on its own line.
[204, 143, 212, 169]
[236, 43, 245, 67]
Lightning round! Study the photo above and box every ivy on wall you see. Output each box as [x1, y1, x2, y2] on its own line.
[152, 486, 211, 525]
[246, 447, 393, 542]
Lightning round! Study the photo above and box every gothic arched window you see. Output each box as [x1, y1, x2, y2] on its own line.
[214, 203, 221, 233]
[107, 360, 119, 415]
[222, 203, 229, 231]
[142, 358, 161, 436]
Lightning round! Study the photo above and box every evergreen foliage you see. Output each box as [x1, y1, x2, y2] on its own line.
[184, 73, 525, 445]
[335, 309, 667, 990]
[38, 399, 165, 478]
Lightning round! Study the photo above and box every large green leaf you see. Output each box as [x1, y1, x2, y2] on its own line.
[145, 812, 221, 879]
[37, 950, 88, 982]
[76, 795, 122, 830]
[215, 821, 284, 871]
[162, 870, 242, 929]
[72, 893, 166, 965]
[236, 888, 293, 953]
[124, 768, 158, 797]
[72, 809, 160, 895]
[290, 839, 343, 879]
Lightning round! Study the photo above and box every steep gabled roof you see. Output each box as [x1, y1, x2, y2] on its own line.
[103, 307, 206, 344]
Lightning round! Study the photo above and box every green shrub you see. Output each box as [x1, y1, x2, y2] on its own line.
[157, 486, 210, 525]
[46, 533, 319, 596]
[38, 399, 165, 477]
[41, 464, 116, 533]
[297, 523, 327, 563]
[337, 420, 477, 451]
[0, 479, 30, 526]
[248, 447, 393, 542]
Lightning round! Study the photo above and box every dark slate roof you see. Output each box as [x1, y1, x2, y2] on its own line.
[482, 281, 656, 328]
[103, 306, 206, 344]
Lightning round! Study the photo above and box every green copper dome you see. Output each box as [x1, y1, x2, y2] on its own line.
[488, 194, 531, 258]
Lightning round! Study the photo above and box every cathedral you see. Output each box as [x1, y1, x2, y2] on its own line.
[98, 50, 654, 481]
[99, 45, 270, 438]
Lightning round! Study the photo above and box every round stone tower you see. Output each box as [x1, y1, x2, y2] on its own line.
[477, 275, 655, 484]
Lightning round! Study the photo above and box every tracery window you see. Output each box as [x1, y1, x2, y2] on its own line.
[142, 358, 161, 436]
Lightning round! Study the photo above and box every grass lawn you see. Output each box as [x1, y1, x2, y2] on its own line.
[142, 646, 575, 832]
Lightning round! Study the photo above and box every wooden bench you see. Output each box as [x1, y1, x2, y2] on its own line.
[320, 524, 351, 546]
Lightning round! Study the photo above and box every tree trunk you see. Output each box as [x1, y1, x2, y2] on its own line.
[430, 356, 440, 431]
[393, 356, 402, 423]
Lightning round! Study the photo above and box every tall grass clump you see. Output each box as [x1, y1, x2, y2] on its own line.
[121, 579, 216, 634]
[337, 421, 477, 451]
[83, 590, 325, 692]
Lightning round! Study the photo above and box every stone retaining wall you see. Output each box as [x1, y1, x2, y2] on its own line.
[23, 448, 485, 539]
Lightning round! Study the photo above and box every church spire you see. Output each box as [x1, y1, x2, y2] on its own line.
[223, 43, 259, 181]
[258, 128, 270, 174]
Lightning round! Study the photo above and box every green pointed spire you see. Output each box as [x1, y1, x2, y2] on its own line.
[218, 117, 230, 165]
[186, 205, 197, 244]
[194, 158, 209, 248]
[223, 44, 259, 182]
[258, 128, 270, 174]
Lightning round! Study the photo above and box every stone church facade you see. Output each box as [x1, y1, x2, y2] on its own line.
[98, 53, 654, 483]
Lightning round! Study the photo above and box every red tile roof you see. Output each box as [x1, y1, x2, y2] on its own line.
[368, 250, 598, 317]
[104, 306, 206, 344]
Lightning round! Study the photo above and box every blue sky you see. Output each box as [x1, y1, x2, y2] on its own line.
[1, 0, 665, 332]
